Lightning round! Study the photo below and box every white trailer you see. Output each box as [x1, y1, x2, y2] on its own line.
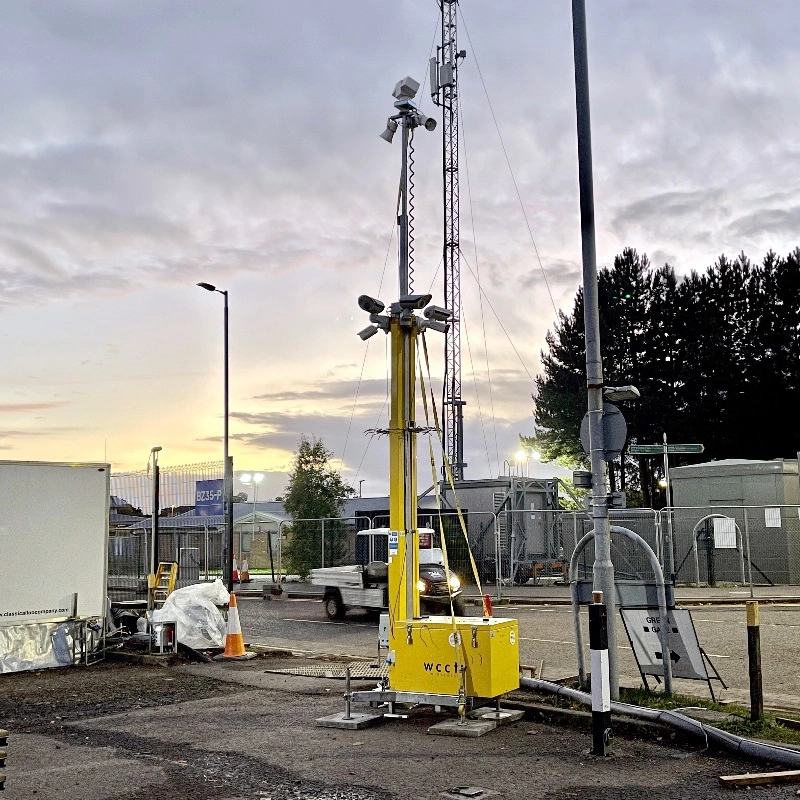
[0, 460, 110, 673]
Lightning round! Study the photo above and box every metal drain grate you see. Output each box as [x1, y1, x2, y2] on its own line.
[265, 661, 388, 679]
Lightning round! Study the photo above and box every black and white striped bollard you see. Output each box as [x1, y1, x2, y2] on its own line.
[589, 590, 611, 756]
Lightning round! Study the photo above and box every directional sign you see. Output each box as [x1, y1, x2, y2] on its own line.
[667, 444, 704, 454]
[629, 443, 704, 455]
[621, 608, 707, 682]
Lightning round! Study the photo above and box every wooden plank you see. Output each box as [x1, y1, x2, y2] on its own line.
[777, 716, 800, 731]
[719, 769, 800, 788]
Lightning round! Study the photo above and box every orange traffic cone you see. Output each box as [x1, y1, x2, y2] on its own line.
[214, 593, 256, 660]
[241, 556, 250, 583]
[232, 556, 239, 583]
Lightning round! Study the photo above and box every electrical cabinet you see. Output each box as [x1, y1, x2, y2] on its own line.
[388, 616, 519, 698]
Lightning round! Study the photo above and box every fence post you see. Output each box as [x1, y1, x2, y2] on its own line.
[321, 519, 325, 569]
[746, 601, 763, 721]
[494, 512, 503, 602]
[744, 508, 754, 599]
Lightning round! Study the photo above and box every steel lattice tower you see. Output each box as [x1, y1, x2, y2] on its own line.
[432, 0, 466, 480]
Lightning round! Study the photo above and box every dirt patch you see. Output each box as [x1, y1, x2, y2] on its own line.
[0, 660, 240, 733]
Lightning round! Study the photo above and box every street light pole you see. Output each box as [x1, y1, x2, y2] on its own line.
[571, 0, 618, 699]
[197, 282, 233, 592]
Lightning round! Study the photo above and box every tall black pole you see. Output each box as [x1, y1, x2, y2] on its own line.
[571, 0, 618, 698]
[223, 290, 234, 593]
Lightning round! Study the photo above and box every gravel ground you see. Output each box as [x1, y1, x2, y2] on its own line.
[2, 653, 800, 800]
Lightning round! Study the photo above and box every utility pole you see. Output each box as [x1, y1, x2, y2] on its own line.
[431, 0, 467, 480]
[571, 0, 619, 699]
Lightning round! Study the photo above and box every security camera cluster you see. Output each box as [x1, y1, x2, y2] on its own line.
[379, 75, 437, 144]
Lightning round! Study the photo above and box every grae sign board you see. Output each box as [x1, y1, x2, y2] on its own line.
[620, 608, 707, 682]
[0, 461, 110, 625]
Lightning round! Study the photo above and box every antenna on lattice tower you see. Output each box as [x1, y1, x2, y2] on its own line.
[430, 0, 467, 481]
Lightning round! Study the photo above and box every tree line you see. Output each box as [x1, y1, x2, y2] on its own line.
[531, 247, 800, 506]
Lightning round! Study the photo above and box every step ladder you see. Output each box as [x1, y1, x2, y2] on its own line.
[149, 562, 178, 608]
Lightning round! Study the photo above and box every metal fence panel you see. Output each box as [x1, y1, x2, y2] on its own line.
[665, 505, 800, 587]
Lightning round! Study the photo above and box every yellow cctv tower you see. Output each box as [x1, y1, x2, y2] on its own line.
[352, 76, 518, 721]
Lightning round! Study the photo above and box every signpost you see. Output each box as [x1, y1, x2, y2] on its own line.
[628, 443, 704, 455]
[629, 436, 704, 576]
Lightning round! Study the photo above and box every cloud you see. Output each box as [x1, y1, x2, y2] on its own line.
[0, 401, 70, 412]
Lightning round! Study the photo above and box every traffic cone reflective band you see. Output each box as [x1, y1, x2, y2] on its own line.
[222, 593, 247, 657]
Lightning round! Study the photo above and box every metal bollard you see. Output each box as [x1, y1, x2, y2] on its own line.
[343, 667, 352, 720]
[589, 591, 611, 756]
[746, 601, 763, 722]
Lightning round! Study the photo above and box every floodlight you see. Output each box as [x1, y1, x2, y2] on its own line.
[392, 76, 420, 101]
[398, 293, 432, 310]
[604, 385, 640, 402]
[417, 113, 437, 132]
[380, 118, 398, 143]
[358, 325, 379, 341]
[423, 304, 451, 322]
[358, 294, 385, 314]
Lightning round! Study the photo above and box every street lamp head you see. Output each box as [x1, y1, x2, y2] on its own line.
[252, 473, 265, 484]
[151, 446, 162, 453]
[197, 282, 216, 292]
[604, 385, 640, 402]
[240, 472, 252, 484]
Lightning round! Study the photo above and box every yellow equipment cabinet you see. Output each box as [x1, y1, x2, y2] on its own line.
[389, 616, 519, 699]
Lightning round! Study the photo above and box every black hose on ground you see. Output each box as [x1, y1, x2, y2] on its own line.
[519, 677, 800, 768]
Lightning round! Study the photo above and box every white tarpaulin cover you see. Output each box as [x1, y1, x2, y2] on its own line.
[151, 579, 229, 650]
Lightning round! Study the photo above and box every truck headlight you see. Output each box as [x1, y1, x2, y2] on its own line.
[417, 579, 428, 593]
[449, 576, 461, 592]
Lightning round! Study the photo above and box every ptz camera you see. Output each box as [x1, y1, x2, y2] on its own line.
[398, 293, 432, 310]
[358, 295, 386, 315]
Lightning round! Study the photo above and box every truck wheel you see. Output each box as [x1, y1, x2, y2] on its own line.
[452, 597, 467, 617]
[324, 592, 346, 620]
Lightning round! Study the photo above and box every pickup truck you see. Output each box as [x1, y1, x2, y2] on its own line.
[310, 527, 465, 620]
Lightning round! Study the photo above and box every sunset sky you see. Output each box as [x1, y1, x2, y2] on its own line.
[2, 2, 799, 500]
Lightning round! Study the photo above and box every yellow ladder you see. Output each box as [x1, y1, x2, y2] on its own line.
[149, 562, 178, 608]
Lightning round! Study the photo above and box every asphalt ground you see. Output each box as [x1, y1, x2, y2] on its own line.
[238, 593, 800, 711]
[3, 657, 798, 800]
[2, 586, 800, 799]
